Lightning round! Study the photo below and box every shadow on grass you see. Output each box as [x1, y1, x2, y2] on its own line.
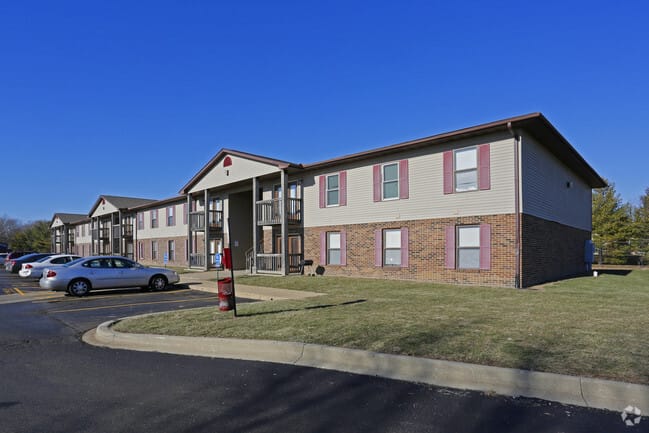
[594, 269, 633, 276]
[237, 299, 367, 317]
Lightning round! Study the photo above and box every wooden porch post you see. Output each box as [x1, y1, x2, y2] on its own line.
[252, 177, 258, 274]
[204, 189, 209, 270]
[280, 168, 288, 275]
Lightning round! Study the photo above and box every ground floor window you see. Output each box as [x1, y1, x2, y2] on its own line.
[383, 229, 401, 266]
[327, 232, 341, 265]
[168, 240, 175, 261]
[152, 241, 158, 260]
[457, 226, 480, 269]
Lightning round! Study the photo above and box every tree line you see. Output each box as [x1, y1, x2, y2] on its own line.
[592, 183, 649, 265]
[1, 182, 648, 265]
[0, 217, 51, 252]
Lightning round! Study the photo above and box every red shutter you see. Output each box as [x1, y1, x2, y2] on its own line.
[340, 230, 347, 266]
[443, 151, 454, 194]
[399, 159, 409, 199]
[401, 227, 409, 268]
[166, 207, 170, 226]
[183, 203, 188, 225]
[480, 224, 491, 270]
[445, 225, 456, 269]
[373, 165, 381, 202]
[319, 175, 326, 208]
[320, 232, 326, 264]
[374, 229, 382, 267]
[339, 171, 347, 206]
[479, 144, 491, 190]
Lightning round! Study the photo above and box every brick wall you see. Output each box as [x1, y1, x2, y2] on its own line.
[137, 236, 188, 267]
[521, 213, 590, 287]
[304, 214, 518, 287]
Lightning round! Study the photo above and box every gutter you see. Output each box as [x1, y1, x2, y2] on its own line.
[507, 122, 522, 288]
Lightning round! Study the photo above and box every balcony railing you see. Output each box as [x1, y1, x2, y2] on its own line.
[98, 228, 110, 240]
[256, 198, 302, 225]
[256, 254, 283, 274]
[122, 225, 133, 238]
[189, 253, 206, 268]
[254, 253, 303, 274]
[189, 210, 223, 231]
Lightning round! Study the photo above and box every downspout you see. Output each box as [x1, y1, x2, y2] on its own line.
[507, 122, 521, 288]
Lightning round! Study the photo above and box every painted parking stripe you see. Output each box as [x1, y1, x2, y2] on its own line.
[13, 288, 25, 296]
[48, 296, 218, 313]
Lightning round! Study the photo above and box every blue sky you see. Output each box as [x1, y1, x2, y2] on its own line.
[1, 1, 648, 222]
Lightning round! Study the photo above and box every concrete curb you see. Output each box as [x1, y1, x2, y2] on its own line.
[86, 318, 649, 414]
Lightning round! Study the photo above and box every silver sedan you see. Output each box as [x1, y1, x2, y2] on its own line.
[39, 255, 180, 296]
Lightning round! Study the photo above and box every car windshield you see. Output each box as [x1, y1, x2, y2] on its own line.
[63, 257, 86, 267]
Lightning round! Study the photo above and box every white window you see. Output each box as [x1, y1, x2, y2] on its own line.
[382, 163, 399, 200]
[151, 210, 158, 228]
[383, 229, 401, 266]
[457, 226, 480, 269]
[151, 241, 158, 260]
[326, 174, 339, 206]
[454, 148, 478, 192]
[138, 242, 144, 260]
[168, 240, 175, 261]
[167, 206, 175, 226]
[327, 232, 341, 265]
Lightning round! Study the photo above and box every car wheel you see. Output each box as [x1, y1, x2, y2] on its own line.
[149, 275, 167, 291]
[68, 279, 91, 297]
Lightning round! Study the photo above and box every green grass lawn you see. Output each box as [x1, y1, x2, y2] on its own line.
[114, 269, 649, 384]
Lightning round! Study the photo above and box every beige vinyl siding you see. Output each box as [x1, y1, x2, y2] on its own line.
[188, 154, 280, 194]
[520, 133, 592, 231]
[51, 217, 64, 229]
[136, 203, 187, 239]
[90, 200, 119, 218]
[303, 134, 516, 228]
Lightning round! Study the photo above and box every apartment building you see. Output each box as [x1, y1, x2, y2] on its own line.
[50, 113, 605, 287]
[130, 196, 189, 267]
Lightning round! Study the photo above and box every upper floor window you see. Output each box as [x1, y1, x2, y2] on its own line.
[373, 160, 409, 202]
[443, 144, 490, 194]
[167, 206, 175, 226]
[151, 210, 158, 229]
[454, 148, 478, 192]
[137, 212, 144, 230]
[382, 163, 399, 200]
[319, 172, 347, 208]
[327, 174, 339, 206]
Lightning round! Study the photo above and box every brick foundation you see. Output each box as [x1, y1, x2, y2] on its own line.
[521, 214, 590, 287]
[136, 236, 188, 267]
[304, 214, 518, 287]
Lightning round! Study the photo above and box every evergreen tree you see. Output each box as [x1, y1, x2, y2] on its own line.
[592, 181, 633, 264]
[632, 187, 649, 264]
[10, 220, 51, 252]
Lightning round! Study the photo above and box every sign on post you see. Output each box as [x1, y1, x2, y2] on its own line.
[214, 253, 222, 267]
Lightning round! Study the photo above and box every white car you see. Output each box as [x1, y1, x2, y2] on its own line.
[19, 254, 81, 278]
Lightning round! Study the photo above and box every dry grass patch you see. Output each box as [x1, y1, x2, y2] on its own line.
[114, 270, 649, 384]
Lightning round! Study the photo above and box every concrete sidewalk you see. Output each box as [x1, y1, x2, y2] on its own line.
[85, 312, 649, 415]
[179, 270, 323, 301]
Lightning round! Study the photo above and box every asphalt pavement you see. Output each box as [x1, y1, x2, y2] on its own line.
[0, 270, 646, 432]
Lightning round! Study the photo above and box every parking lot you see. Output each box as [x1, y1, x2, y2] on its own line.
[0, 270, 228, 331]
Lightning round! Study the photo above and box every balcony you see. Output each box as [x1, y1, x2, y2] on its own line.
[256, 198, 302, 225]
[122, 225, 133, 238]
[189, 253, 206, 268]
[189, 210, 224, 231]
[98, 228, 110, 240]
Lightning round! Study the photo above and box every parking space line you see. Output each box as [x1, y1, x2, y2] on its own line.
[13, 288, 25, 296]
[48, 296, 218, 313]
[34, 288, 191, 304]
